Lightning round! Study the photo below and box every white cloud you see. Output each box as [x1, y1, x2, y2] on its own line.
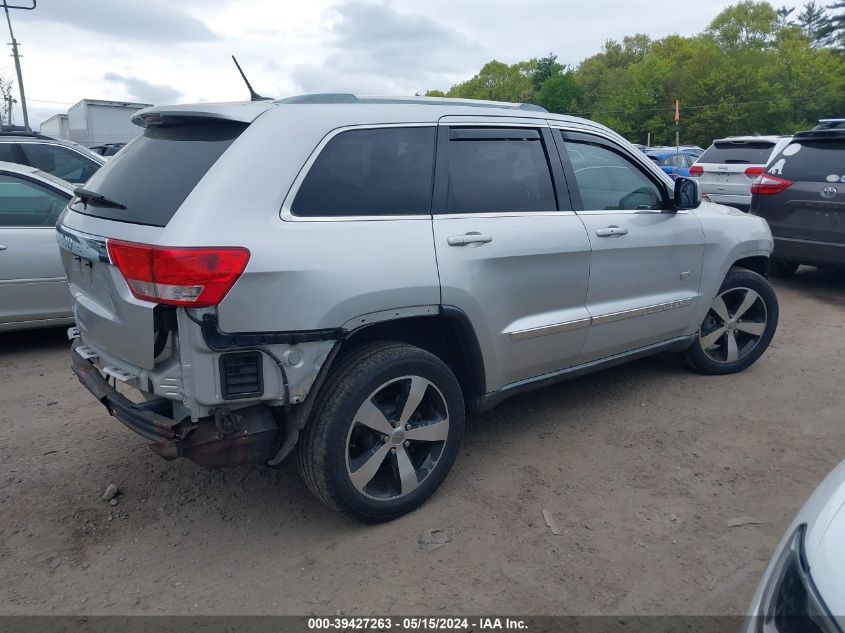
[0, 0, 806, 129]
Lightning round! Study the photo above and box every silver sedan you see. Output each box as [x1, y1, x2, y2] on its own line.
[0, 161, 74, 332]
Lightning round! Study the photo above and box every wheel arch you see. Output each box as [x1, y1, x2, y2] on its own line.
[339, 307, 486, 414]
[731, 254, 770, 278]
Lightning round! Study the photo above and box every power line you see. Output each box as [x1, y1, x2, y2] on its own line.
[27, 97, 74, 105]
[576, 91, 845, 117]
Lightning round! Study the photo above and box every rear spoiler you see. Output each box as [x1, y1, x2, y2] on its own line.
[132, 101, 276, 128]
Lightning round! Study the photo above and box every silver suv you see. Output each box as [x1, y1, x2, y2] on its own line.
[57, 95, 779, 521]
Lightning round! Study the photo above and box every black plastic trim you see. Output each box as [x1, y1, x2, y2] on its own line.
[198, 312, 342, 351]
[478, 335, 695, 413]
[219, 351, 264, 400]
[449, 127, 540, 140]
[440, 305, 487, 411]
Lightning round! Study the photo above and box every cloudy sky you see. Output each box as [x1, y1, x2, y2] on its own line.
[4, 0, 804, 128]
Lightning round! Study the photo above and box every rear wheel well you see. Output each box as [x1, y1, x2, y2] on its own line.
[732, 255, 769, 278]
[339, 314, 485, 413]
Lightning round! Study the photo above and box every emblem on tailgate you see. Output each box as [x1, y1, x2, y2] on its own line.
[55, 225, 110, 262]
[821, 186, 837, 199]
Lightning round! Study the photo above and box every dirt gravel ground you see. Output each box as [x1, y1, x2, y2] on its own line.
[1, 268, 843, 616]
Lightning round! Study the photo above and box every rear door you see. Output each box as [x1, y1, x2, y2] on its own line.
[759, 134, 845, 244]
[0, 172, 71, 325]
[556, 129, 706, 362]
[431, 120, 592, 391]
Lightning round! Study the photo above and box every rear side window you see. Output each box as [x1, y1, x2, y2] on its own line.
[292, 127, 435, 217]
[766, 139, 845, 182]
[444, 129, 556, 213]
[70, 120, 247, 227]
[698, 141, 775, 165]
[19, 144, 100, 184]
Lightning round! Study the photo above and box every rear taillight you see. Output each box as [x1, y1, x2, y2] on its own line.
[744, 166, 764, 179]
[689, 165, 703, 177]
[106, 240, 250, 307]
[751, 174, 793, 195]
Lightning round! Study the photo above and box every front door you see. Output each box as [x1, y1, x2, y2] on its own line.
[556, 130, 706, 362]
[431, 122, 592, 392]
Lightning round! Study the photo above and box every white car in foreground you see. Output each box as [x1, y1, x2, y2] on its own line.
[747, 459, 845, 631]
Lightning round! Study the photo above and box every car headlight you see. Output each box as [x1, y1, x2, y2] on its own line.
[755, 524, 842, 633]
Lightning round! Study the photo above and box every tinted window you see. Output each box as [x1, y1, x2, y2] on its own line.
[766, 139, 845, 182]
[445, 134, 556, 213]
[19, 144, 100, 183]
[0, 143, 19, 163]
[69, 120, 246, 227]
[0, 174, 69, 227]
[565, 140, 664, 211]
[292, 127, 435, 217]
[698, 141, 776, 165]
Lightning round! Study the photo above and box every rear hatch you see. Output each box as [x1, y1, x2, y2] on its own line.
[692, 139, 779, 198]
[751, 132, 845, 243]
[56, 104, 266, 370]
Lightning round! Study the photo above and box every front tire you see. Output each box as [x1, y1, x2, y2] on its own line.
[296, 341, 465, 522]
[684, 268, 778, 375]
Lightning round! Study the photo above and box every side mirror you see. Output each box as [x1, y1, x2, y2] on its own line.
[673, 177, 701, 210]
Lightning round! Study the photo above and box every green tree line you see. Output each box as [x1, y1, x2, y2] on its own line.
[425, 1, 845, 147]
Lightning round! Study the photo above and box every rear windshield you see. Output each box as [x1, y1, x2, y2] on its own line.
[766, 139, 845, 182]
[698, 141, 776, 165]
[69, 120, 247, 227]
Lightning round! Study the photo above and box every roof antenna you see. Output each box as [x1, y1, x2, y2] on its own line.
[232, 55, 272, 101]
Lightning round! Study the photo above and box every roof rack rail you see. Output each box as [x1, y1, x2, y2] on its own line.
[794, 128, 845, 139]
[0, 130, 54, 140]
[275, 93, 548, 113]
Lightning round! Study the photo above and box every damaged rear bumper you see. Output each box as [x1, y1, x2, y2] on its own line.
[71, 341, 281, 468]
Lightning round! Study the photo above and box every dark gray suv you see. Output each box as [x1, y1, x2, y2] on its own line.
[750, 129, 845, 276]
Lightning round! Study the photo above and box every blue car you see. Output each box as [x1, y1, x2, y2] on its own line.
[644, 147, 702, 180]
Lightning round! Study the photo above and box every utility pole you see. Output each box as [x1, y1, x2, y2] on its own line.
[2, 1, 35, 132]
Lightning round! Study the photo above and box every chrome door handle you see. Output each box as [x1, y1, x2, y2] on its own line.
[595, 226, 628, 237]
[447, 233, 493, 247]
[0, 244, 7, 250]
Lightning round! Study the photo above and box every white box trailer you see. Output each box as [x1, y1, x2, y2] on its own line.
[67, 99, 151, 147]
[40, 113, 70, 140]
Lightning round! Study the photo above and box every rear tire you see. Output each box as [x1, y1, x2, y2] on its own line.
[770, 259, 799, 278]
[684, 268, 778, 375]
[296, 341, 465, 522]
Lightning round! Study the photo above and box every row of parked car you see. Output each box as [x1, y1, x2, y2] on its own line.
[638, 123, 845, 276]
